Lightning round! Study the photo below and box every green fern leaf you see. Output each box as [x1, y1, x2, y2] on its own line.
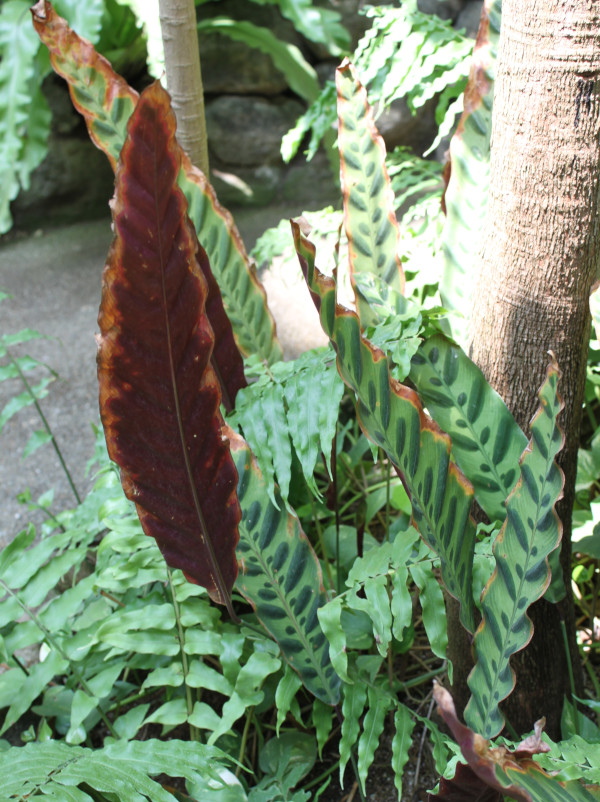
[410, 333, 527, 521]
[284, 349, 344, 494]
[391, 703, 415, 799]
[233, 348, 344, 505]
[339, 679, 368, 788]
[198, 18, 320, 103]
[465, 356, 564, 738]
[357, 686, 394, 792]
[0, 1, 41, 234]
[0, 738, 229, 801]
[293, 221, 476, 633]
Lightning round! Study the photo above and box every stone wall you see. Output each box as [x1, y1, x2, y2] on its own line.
[11, 0, 483, 231]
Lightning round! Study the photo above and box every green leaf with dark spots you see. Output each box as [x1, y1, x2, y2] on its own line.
[336, 59, 404, 322]
[293, 222, 476, 633]
[439, 0, 501, 346]
[410, 334, 526, 521]
[465, 356, 565, 738]
[229, 428, 340, 705]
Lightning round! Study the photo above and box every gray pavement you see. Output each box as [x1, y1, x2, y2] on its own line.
[0, 205, 327, 546]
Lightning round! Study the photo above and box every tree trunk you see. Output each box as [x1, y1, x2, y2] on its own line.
[465, 0, 600, 738]
[158, 0, 209, 175]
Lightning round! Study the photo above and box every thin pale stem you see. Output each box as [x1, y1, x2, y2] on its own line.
[8, 349, 81, 504]
[167, 567, 199, 741]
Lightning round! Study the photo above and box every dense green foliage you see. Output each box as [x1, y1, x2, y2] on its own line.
[1, 2, 600, 801]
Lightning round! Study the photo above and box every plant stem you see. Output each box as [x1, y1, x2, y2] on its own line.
[8, 349, 81, 505]
[0, 579, 118, 739]
[167, 567, 199, 741]
[312, 498, 336, 593]
[332, 431, 341, 596]
[235, 706, 254, 777]
[560, 613, 579, 736]
[384, 452, 391, 542]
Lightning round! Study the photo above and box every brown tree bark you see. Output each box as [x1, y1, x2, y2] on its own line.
[463, 0, 600, 738]
[158, 0, 209, 175]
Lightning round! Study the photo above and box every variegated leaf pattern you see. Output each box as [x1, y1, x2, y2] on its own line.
[439, 0, 501, 347]
[464, 356, 564, 738]
[435, 683, 600, 802]
[31, 0, 282, 367]
[227, 427, 341, 705]
[336, 59, 405, 323]
[293, 221, 476, 633]
[410, 333, 526, 522]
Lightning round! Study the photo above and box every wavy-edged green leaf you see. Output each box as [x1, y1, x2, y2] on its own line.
[32, 0, 282, 367]
[275, 664, 303, 734]
[348, 575, 392, 658]
[234, 379, 291, 508]
[357, 686, 394, 792]
[293, 221, 476, 633]
[439, 0, 501, 346]
[207, 648, 282, 745]
[198, 17, 320, 103]
[339, 679, 368, 788]
[391, 703, 415, 800]
[229, 428, 340, 705]
[284, 349, 344, 494]
[0, 1, 42, 233]
[312, 698, 334, 758]
[316, 595, 350, 684]
[410, 333, 526, 521]
[465, 356, 565, 738]
[336, 59, 404, 320]
[232, 348, 344, 505]
[409, 559, 448, 661]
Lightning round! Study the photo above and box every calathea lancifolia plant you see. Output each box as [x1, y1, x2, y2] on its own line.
[23, 2, 599, 798]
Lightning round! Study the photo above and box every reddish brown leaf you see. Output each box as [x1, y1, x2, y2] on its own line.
[97, 80, 240, 605]
[432, 682, 550, 802]
[428, 762, 503, 802]
[31, 0, 247, 409]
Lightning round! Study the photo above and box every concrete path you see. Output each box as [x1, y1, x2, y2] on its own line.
[0, 206, 326, 546]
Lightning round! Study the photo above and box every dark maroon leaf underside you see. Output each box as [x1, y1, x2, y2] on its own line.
[97, 80, 240, 604]
[32, 0, 245, 408]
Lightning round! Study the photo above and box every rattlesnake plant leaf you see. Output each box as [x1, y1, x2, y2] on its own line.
[97, 80, 240, 606]
[292, 220, 476, 633]
[410, 333, 526, 522]
[464, 356, 564, 738]
[434, 683, 600, 802]
[336, 59, 404, 321]
[228, 427, 340, 705]
[439, 0, 501, 346]
[31, 0, 282, 370]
